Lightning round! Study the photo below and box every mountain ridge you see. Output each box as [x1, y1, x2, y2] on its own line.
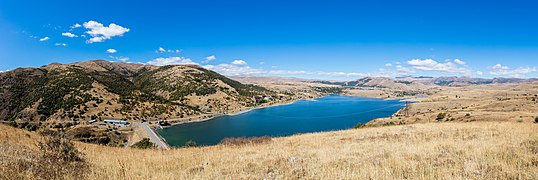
[0, 60, 280, 125]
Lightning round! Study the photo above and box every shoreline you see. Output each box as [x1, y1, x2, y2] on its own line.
[160, 97, 310, 129]
[160, 94, 413, 130]
[160, 94, 415, 129]
[156, 94, 414, 147]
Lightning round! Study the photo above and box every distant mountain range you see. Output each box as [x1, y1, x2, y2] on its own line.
[0, 60, 274, 123]
[313, 76, 538, 88]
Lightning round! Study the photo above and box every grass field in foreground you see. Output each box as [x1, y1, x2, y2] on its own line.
[2, 121, 537, 179]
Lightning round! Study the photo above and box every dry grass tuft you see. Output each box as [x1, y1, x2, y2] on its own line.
[0, 130, 88, 179]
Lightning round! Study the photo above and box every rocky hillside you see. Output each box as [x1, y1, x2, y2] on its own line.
[0, 60, 276, 124]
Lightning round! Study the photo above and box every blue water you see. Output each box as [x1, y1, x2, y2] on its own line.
[158, 95, 406, 147]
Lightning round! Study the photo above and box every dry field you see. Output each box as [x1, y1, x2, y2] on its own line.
[368, 83, 538, 126]
[1, 121, 537, 179]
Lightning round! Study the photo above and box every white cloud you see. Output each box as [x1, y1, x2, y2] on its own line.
[117, 57, 129, 61]
[270, 70, 365, 77]
[231, 60, 247, 66]
[453, 59, 466, 65]
[106, 49, 117, 54]
[489, 64, 536, 78]
[39, 37, 50, 41]
[155, 47, 181, 53]
[385, 63, 392, 67]
[83, 20, 130, 43]
[147, 57, 197, 66]
[61, 32, 77, 38]
[406, 59, 471, 74]
[202, 55, 217, 63]
[55, 43, 67, 46]
[109, 55, 129, 62]
[396, 65, 415, 74]
[204, 60, 365, 78]
[204, 64, 266, 76]
[70, 23, 81, 29]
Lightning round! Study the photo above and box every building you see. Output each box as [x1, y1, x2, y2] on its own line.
[104, 120, 130, 125]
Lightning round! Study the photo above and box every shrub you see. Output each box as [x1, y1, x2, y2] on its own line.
[353, 122, 365, 129]
[184, 140, 198, 147]
[436, 113, 447, 121]
[384, 122, 396, 126]
[219, 136, 272, 146]
[36, 134, 88, 179]
[1, 133, 88, 179]
[131, 138, 155, 149]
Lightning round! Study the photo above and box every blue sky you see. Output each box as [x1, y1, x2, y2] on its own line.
[1, 0, 538, 80]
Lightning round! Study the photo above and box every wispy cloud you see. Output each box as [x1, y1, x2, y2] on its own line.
[109, 55, 130, 62]
[203, 55, 217, 63]
[70, 23, 82, 29]
[39, 37, 50, 41]
[82, 20, 130, 43]
[203, 60, 366, 78]
[55, 43, 67, 46]
[106, 49, 117, 54]
[231, 60, 247, 66]
[61, 32, 77, 38]
[406, 58, 473, 74]
[489, 64, 536, 78]
[147, 57, 197, 66]
[155, 47, 181, 53]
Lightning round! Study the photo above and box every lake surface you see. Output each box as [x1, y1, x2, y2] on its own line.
[158, 95, 406, 146]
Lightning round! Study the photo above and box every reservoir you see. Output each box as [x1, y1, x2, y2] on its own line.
[158, 95, 406, 146]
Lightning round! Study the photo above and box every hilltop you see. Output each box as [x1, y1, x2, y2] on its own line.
[0, 60, 285, 124]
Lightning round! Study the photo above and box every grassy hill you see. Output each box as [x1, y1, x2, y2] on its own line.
[1, 121, 536, 179]
[0, 60, 278, 126]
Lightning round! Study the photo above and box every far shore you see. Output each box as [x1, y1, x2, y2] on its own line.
[158, 93, 417, 129]
[159, 97, 314, 129]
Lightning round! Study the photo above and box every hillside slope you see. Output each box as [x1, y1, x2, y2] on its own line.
[0, 60, 278, 124]
[1, 121, 536, 179]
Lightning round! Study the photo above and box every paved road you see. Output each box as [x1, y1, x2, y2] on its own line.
[140, 123, 170, 150]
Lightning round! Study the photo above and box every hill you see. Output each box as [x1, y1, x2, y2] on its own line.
[1, 121, 536, 179]
[0, 60, 280, 127]
[316, 76, 538, 88]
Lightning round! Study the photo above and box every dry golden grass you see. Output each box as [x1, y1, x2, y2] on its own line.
[369, 83, 538, 126]
[3, 121, 535, 179]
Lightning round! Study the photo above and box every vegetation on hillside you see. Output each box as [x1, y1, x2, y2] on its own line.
[0, 61, 275, 126]
[131, 138, 155, 149]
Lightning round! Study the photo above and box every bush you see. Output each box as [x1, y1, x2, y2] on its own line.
[219, 136, 272, 146]
[1, 133, 88, 179]
[184, 140, 198, 147]
[436, 113, 447, 121]
[131, 138, 155, 149]
[353, 122, 365, 129]
[35, 134, 88, 179]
